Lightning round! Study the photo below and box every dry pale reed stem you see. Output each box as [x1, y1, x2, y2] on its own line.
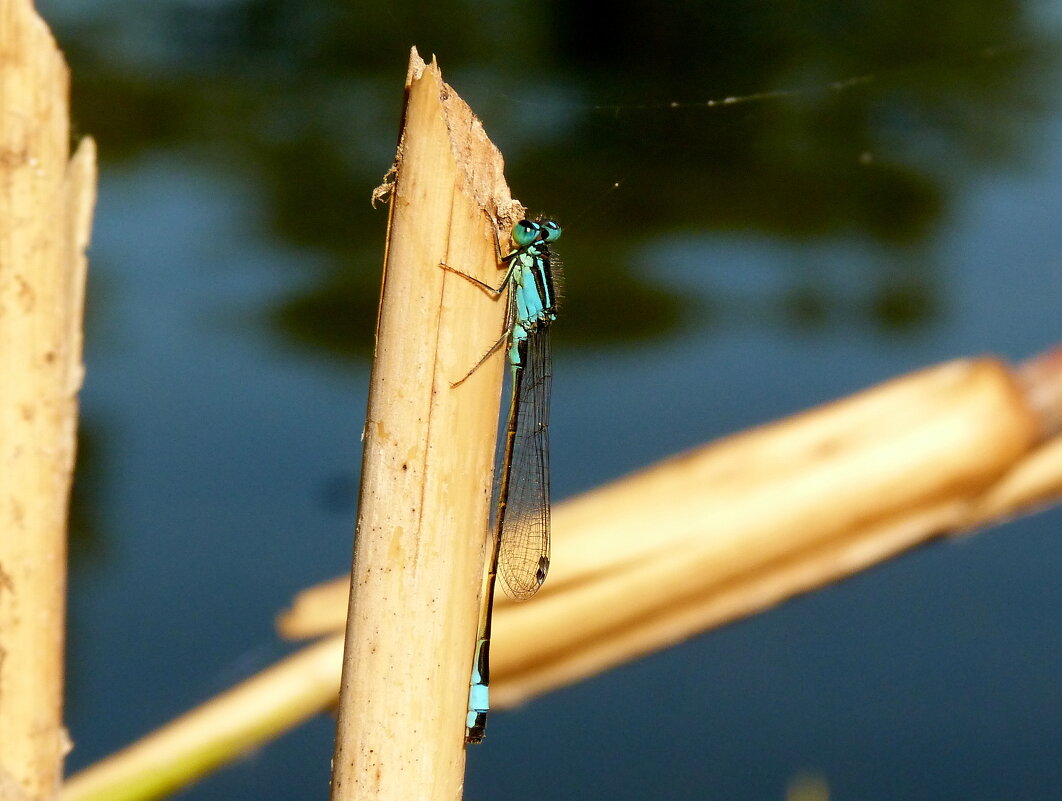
[489, 356, 1045, 703]
[329, 48, 519, 801]
[0, 2, 96, 800]
[280, 352, 1059, 708]
[61, 349, 1062, 801]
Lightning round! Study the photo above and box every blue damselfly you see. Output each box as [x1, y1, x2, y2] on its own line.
[442, 215, 562, 743]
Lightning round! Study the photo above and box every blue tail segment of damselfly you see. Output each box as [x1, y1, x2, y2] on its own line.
[441, 216, 561, 744]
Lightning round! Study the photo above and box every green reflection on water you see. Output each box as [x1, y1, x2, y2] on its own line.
[48, 0, 1048, 358]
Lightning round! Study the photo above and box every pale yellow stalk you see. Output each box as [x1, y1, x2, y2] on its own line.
[0, 2, 96, 799]
[328, 48, 520, 801]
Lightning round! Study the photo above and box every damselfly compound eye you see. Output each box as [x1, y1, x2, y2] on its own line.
[539, 219, 562, 242]
[512, 219, 540, 247]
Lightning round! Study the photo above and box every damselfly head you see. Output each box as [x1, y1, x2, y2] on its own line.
[512, 218, 563, 247]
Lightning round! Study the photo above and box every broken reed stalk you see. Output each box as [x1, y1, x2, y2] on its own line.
[61, 347, 1062, 801]
[490, 354, 1052, 704]
[0, 2, 96, 800]
[286, 349, 1062, 708]
[328, 49, 519, 801]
